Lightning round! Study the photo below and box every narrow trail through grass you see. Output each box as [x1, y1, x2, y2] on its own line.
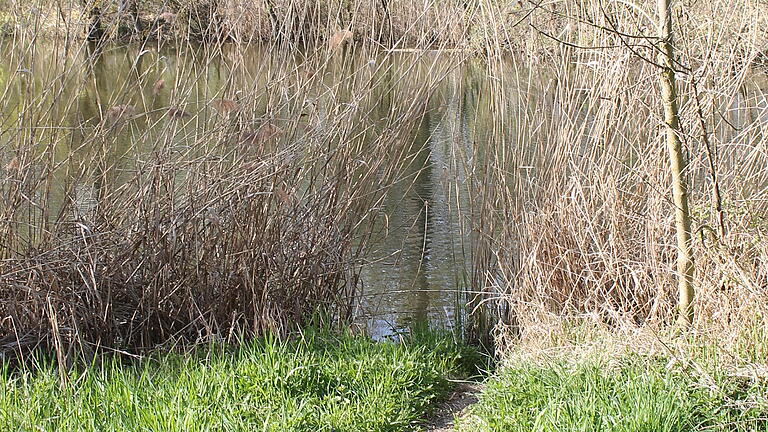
[423, 382, 480, 432]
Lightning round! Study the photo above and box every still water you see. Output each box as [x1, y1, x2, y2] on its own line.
[2, 41, 766, 339]
[0, 41, 486, 339]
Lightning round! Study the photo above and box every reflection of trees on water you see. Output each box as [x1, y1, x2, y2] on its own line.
[360, 65, 480, 337]
[3, 42, 505, 338]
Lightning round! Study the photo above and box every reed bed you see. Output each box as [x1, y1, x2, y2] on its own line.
[2, 0, 768, 360]
[0, 29, 462, 360]
[466, 0, 768, 352]
[2, 0, 767, 57]
[0, 0, 482, 47]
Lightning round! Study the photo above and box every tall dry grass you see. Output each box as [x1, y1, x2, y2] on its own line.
[465, 0, 768, 352]
[2, 0, 768, 361]
[0, 0, 486, 47]
[3, 0, 767, 57]
[0, 27, 461, 361]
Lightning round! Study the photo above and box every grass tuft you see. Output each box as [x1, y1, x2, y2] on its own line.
[458, 353, 768, 432]
[0, 331, 480, 431]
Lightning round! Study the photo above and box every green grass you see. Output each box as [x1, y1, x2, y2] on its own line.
[1, 331, 481, 432]
[457, 354, 768, 432]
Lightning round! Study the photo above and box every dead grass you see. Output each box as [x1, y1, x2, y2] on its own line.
[467, 0, 768, 354]
[0, 35, 458, 360]
[2, 0, 768, 363]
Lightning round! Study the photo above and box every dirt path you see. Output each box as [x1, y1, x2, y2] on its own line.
[423, 382, 480, 431]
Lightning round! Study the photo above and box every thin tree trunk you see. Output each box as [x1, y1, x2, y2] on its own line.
[657, 0, 694, 327]
[119, 0, 143, 35]
[378, 0, 393, 43]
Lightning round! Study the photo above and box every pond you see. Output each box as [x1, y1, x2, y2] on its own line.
[2, 40, 767, 342]
[0, 40, 492, 340]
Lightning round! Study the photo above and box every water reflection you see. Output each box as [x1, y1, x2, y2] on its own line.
[359, 67, 478, 339]
[3, 40, 765, 341]
[0, 41, 481, 339]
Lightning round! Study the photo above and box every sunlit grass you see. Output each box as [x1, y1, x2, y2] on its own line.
[0, 331, 482, 432]
[458, 353, 768, 432]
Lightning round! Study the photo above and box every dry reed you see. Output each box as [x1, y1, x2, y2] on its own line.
[0, 27, 458, 360]
[468, 0, 768, 353]
[2, 0, 768, 361]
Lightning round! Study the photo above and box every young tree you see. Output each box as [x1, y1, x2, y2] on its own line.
[656, 0, 694, 327]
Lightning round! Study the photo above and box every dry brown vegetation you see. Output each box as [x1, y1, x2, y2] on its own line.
[0, 31, 459, 359]
[1, 0, 767, 57]
[0, 0, 481, 46]
[1, 0, 768, 361]
[468, 0, 768, 353]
